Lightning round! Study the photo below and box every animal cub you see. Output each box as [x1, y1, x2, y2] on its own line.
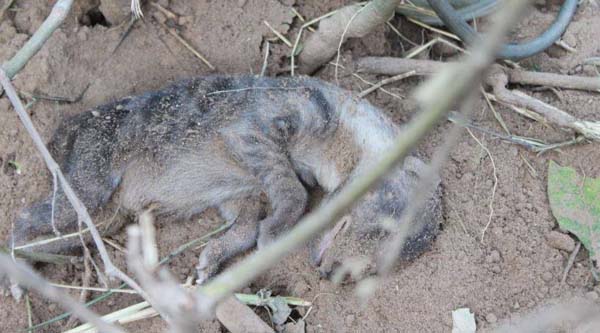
[12, 75, 442, 283]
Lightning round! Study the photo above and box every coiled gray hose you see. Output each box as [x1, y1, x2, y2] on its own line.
[396, 0, 498, 26]
[426, 0, 579, 60]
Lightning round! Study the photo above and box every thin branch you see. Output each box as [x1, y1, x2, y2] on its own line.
[297, 0, 400, 74]
[357, 57, 600, 140]
[0, 245, 79, 265]
[486, 68, 600, 141]
[0, 0, 15, 21]
[466, 129, 498, 243]
[128, 213, 199, 333]
[561, 241, 581, 284]
[157, 21, 215, 70]
[195, 0, 530, 312]
[0, 254, 127, 333]
[358, 70, 416, 97]
[357, 57, 600, 92]
[0, 69, 150, 302]
[1, 0, 74, 79]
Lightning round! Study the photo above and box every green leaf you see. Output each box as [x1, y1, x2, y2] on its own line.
[547, 161, 600, 258]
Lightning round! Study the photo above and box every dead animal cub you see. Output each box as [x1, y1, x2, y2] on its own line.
[12, 75, 442, 283]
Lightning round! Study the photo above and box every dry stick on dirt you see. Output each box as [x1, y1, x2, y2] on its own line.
[0, 0, 15, 21]
[358, 70, 416, 97]
[128, 212, 274, 333]
[195, 0, 531, 313]
[466, 129, 498, 243]
[0, 69, 151, 302]
[357, 57, 600, 140]
[561, 241, 582, 284]
[0, 254, 127, 333]
[260, 41, 270, 76]
[357, 57, 600, 92]
[296, 0, 400, 74]
[1, 0, 73, 79]
[484, 67, 600, 141]
[127, 212, 199, 333]
[65, 246, 94, 329]
[157, 21, 215, 70]
[0, 245, 78, 265]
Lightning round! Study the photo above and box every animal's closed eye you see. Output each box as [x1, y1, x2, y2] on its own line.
[272, 115, 297, 139]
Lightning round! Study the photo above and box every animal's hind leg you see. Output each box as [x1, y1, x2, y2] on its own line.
[196, 197, 264, 285]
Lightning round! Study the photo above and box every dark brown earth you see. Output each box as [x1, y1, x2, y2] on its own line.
[1, 0, 599, 332]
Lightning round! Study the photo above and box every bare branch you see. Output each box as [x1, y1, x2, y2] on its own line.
[1, 0, 73, 79]
[297, 0, 400, 74]
[357, 57, 600, 92]
[0, 69, 150, 301]
[486, 68, 600, 141]
[127, 212, 275, 333]
[0, 254, 127, 333]
[127, 213, 199, 333]
[356, 58, 600, 141]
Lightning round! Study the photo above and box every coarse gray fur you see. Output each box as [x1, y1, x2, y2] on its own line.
[11, 75, 442, 283]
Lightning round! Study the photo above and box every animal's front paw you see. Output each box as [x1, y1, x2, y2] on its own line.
[256, 232, 276, 250]
[196, 251, 218, 285]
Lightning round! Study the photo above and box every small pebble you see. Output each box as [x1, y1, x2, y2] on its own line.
[485, 313, 497, 324]
[541, 271, 553, 282]
[486, 250, 501, 263]
[490, 265, 502, 274]
[290, 279, 310, 297]
[345, 314, 356, 326]
[152, 11, 167, 24]
[513, 302, 520, 310]
[546, 231, 576, 252]
[178, 16, 193, 26]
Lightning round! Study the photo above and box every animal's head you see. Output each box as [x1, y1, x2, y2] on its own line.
[311, 156, 442, 282]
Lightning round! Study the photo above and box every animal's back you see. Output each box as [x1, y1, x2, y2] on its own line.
[51, 75, 342, 217]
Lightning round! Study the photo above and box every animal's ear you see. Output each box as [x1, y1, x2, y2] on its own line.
[272, 115, 298, 139]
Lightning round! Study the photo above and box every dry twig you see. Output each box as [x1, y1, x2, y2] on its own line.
[357, 57, 600, 141]
[157, 22, 215, 70]
[0, 69, 150, 302]
[0, 254, 127, 333]
[1, 0, 73, 79]
[358, 70, 416, 97]
[127, 212, 199, 333]
[297, 0, 400, 74]
[357, 57, 600, 92]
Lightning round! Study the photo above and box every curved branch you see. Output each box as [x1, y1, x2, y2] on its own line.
[1, 0, 74, 79]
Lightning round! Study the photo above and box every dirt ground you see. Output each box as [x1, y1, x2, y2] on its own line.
[1, 0, 599, 332]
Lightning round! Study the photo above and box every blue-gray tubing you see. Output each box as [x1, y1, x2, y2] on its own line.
[396, 0, 498, 26]
[426, 0, 579, 60]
